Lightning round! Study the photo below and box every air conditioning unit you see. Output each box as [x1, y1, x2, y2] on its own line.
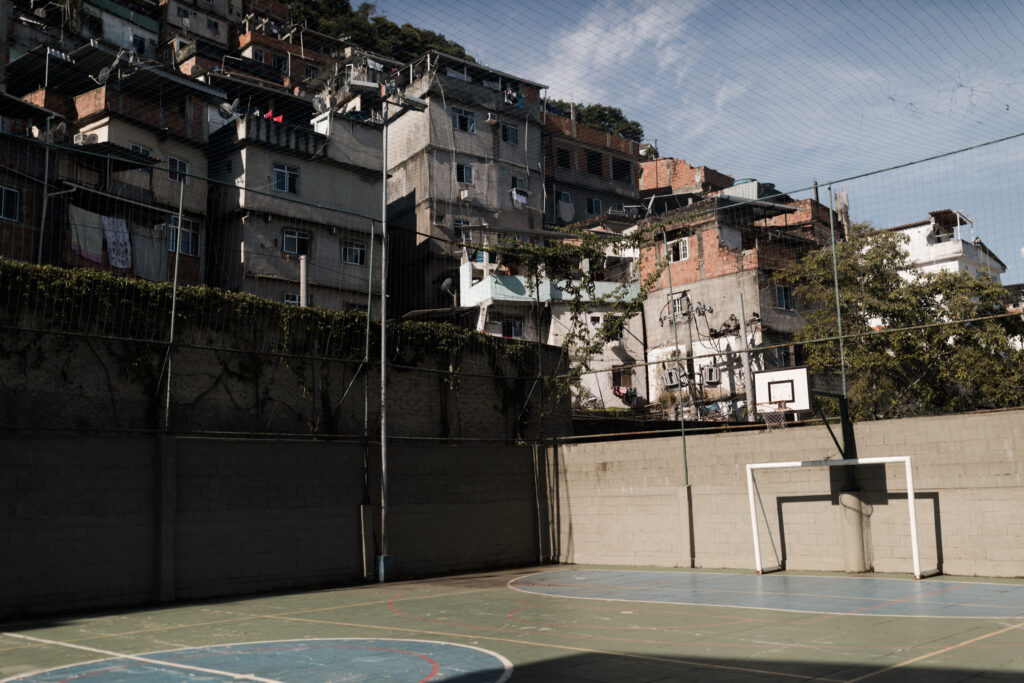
[181, 16, 190, 26]
[661, 368, 682, 389]
[485, 112, 498, 126]
[73, 132, 98, 145]
[459, 189, 472, 201]
[701, 365, 721, 385]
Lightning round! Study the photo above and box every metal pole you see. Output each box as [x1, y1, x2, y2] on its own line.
[164, 179, 186, 432]
[660, 229, 689, 486]
[826, 184, 848, 397]
[904, 458, 922, 579]
[745, 464, 762, 574]
[379, 100, 389, 572]
[36, 117, 52, 265]
[299, 254, 307, 306]
[737, 292, 756, 422]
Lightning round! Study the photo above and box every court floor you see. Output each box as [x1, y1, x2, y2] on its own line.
[3, 565, 1024, 682]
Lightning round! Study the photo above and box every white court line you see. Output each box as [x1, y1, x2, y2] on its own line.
[0, 632, 283, 683]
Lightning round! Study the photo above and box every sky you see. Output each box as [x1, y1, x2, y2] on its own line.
[375, 0, 1024, 283]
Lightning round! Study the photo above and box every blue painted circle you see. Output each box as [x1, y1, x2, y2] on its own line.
[10, 639, 512, 682]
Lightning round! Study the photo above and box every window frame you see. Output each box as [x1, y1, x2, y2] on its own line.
[666, 237, 688, 262]
[342, 239, 367, 266]
[167, 215, 200, 257]
[502, 316, 525, 339]
[512, 176, 527, 191]
[254, 48, 264, 63]
[611, 157, 632, 181]
[451, 107, 475, 133]
[273, 163, 299, 194]
[456, 163, 473, 184]
[586, 197, 603, 216]
[556, 190, 572, 203]
[0, 186, 20, 221]
[282, 227, 311, 256]
[272, 53, 287, 71]
[556, 148, 571, 169]
[776, 284, 794, 311]
[586, 149, 604, 176]
[304, 64, 319, 79]
[500, 122, 518, 145]
[167, 156, 189, 184]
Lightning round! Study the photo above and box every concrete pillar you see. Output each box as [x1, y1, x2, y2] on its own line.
[840, 491, 868, 573]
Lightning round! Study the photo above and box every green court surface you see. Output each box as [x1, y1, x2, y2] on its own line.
[2, 566, 1024, 682]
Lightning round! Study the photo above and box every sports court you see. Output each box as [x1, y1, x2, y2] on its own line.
[3, 566, 1024, 682]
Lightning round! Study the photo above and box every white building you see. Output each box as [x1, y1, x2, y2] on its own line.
[885, 209, 1007, 282]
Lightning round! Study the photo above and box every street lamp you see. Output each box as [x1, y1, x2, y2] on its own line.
[350, 78, 426, 582]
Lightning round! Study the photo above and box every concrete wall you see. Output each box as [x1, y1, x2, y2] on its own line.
[0, 437, 541, 618]
[540, 409, 1024, 578]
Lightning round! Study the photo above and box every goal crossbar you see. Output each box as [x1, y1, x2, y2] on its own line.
[746, 456, 923, 579]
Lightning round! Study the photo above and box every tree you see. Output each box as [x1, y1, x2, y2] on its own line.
[547, 100, 644, 143]
[779, 222, 1024, 420]
[289, 1, 473, 64]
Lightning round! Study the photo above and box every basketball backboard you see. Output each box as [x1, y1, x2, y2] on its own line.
[753, 366, 810, 413]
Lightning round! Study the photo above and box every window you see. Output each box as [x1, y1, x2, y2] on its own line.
[167, 215, 199, 256]
[671, 292, 688, 316]
[586, 197, 602, 215]
[612, 157, 632, 181]
[283, 228, 310, 255]
[512, 176, 527, 191]
[556, 148, 571, 169]
[500, 123, 518, 144]
[453, 218, 471, 243]
[451, 107, 475, 133]
[667, 238, 688, 262]
[84, 12, 103, 34]
[206, 18, 219, 33]
[132, 35, 147, 54]
[777, 345, 792, 367]
[168, 157, 189, 183]
[273, 163, 299, 193]
[254, 48, 264, 63]
[456, 163, 473, 184]
[776, 284, 793, 310]
[557, 190, 571, 203]
[342, 240, 366, 265]
[176, 7, 188, 18]
[586, 150, 603, 176]
[502, 316, 524, 338]
[284, 292, 301, 306]
[272, 54, 287, 71]
[0, 186, 19, 221]
[304, 65, 318, 79]
[612, 365, 633, 388]
[130, 143, 151, 171]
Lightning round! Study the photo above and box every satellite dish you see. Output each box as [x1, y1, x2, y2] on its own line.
[53, 121, 67, 137]
[218, 98, 240, 121]
[440, 277, 454, 294]
[190, 64, 202, 75]
[94, 66, 111, 84]
[312, 96, 328, 114]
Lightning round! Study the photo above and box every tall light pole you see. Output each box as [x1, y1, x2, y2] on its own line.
[356, 79, 427, 583]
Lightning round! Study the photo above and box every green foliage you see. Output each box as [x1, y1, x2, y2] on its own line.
[290, 1, 473, 64]
[779, 222, 1024, 420]
[547, 99, 645, 143]
[491, 225, 664, 401]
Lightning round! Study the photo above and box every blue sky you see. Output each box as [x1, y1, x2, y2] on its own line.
[377, 0, 1024, 281]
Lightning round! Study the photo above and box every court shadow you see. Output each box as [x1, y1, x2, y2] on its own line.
[775, 490, 943, 572]
[443, 651, 1023, 682]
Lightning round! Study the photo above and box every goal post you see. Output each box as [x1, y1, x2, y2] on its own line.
[746, 456, 929, 579]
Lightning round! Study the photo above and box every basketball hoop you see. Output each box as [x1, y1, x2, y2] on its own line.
[759, 401, 789, 429]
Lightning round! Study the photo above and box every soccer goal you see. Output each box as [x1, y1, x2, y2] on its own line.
[745, 456, 933, 579]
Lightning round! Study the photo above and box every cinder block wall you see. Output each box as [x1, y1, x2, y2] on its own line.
[1, 437, 539, 619]
[542, 409, 1024, 577]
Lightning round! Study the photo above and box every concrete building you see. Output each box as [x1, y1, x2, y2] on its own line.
[884, 209, 1007, 282]
[542, 109, 643, 228]
[78, 0, 161, 61]
[637, 178, 835, 419]
[385, 51, 547, 316]
[6, 41, 224, 283]
[206, 100, 384, 311]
